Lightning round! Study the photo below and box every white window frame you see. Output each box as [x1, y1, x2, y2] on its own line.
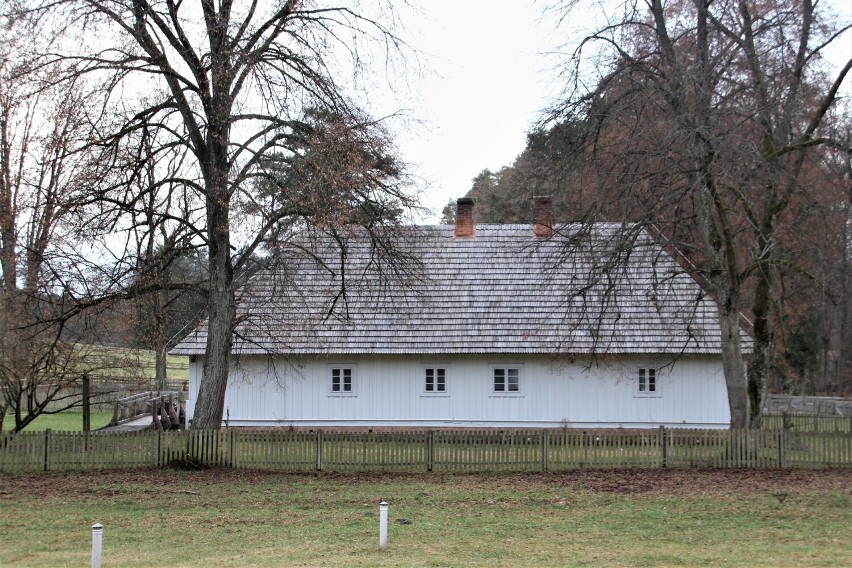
[328, 365, 356, 397]
[491, 366, 522, 396]
[634, 366, 661, 398]
[422, 366, 449, 396]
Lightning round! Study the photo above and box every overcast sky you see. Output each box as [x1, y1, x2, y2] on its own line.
[387, 1, 560, 222]
[381, 0, 852, 223]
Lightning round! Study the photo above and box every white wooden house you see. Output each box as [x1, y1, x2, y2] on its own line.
[173, 198, 747, 429]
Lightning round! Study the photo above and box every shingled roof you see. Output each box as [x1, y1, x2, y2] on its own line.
[172, 221, 747, 356]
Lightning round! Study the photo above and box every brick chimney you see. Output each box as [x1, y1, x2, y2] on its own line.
[454, 197, 475, 238]
[533, 196, 553, 239]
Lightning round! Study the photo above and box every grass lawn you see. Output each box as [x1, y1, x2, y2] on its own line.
[78, 346, 189, 383]
[1, 411, 113, 433]
[0, 468, 849, 567]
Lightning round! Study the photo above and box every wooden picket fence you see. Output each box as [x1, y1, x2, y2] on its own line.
[758, 413, 852, 433]
[1, 427, 850, 474]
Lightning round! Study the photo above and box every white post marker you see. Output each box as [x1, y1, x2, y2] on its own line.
[379, 501, 389, 550]
[91, 523, 103, 568]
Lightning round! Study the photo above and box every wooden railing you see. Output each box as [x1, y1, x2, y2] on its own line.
[151, 392, 186, 431]
[111, 392, 155, 425]
[1, 427, 849, 474]
[92, 377, 188, 394]
[110, 391, 185, 428]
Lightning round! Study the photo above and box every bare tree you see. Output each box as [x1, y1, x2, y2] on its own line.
[14, 1, 418, 429]
[0, 24, 120, 432]
[546, 0, 852, 427]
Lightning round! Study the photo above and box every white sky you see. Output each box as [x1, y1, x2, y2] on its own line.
[379, 0, 852, 223]
[387, 1, 561, 222]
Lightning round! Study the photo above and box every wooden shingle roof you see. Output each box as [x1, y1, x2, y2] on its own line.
[172, 224, 747, 356]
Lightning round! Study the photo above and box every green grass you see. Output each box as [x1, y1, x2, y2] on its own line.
[1, 411, 113, 433]
[79, 346, 189, 382]
[0, 469, 849, 567]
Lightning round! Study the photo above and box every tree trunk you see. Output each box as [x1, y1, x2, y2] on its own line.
[0, 111, 17, 289]
[190, 91, 235, 429]
[153, 289, 167, 391]
[190, 195, 235, 430]
[716, 287, 749, 428]
[836, 183, 851, 394]
[838, 258, 850, 395]
[187, 5, 237, 431]
[748, 268, 772, 427]
[190, 265, 234, 430]
[154, 349, 167, 391]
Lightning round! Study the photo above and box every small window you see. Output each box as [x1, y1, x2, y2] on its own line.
[331, 367, 353, 393]
[493, 368, 520, 392]
[425, 368, 446, 392]
[636, 367, 660, 397]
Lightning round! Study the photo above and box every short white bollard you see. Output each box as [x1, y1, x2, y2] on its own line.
[91, 523, 103, 568]
[379, 501, 388, 550]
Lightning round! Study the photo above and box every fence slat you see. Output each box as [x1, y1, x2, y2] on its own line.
[1, 427, 849, 474]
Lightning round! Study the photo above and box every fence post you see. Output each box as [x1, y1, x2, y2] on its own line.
[82, 372, 91, 433]
[777, 429, 786, 468]
[316, 429, 323, 471]
[847, 427, 852, 467]
[185, 428, 193, 464]
[0, 432, 8, 470]
[43, 429, 51, 472]
[659, 426, 667, 468]
[229, 428, 237, 469]
[157, 429, 162, 467]
[541, 430, 549, 472]
[427, 430, 434, 472]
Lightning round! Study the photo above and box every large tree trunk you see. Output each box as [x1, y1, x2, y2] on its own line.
[838, 252, 850, 395]
[836, 183, 852, 394]
[191, 198, 235, 430]
[153, 289, 167, 391]
[716, 287, 749, 428]
[748, 268, 773, 427]
[188, 16, 236, 430]
[0, 109, 17, 289]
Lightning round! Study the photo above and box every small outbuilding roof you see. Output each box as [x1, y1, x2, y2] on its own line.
[172, 221, 749, 356]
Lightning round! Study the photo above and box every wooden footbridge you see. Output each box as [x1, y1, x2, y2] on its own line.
[101, 391, 186, 432]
